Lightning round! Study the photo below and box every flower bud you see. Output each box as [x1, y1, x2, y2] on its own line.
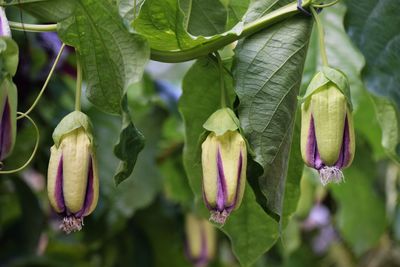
[201, 130, 247, 225]
[301, 80, 355, 185]
[0, 77, 17, 162]
[0, 7, 11, 37]
[47, 111, 99, 234]
[185, 214, 216, 267]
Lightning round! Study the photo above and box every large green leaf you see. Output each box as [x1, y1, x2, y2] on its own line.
[280, 118, 304, 229]
[345, 0, 400, 109]
[58, 0, 149, 114]
[233, 15, 312, 217]
[222, 184, 279, 267]
[330, 139, 386, 255]
[134, 0, 242, 51]
[344, 0, 400, 162]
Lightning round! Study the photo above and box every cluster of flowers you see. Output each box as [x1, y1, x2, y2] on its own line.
[0, 7, 355, 238]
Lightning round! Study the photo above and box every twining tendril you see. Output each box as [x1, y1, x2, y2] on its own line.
[17, 43, 66, 120]
[0, 112, 39, 174]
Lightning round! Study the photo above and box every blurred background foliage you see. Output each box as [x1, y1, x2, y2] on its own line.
[0, 0, 400, 267]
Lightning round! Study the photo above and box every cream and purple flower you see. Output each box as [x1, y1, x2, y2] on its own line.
[185, 214, 216, 267]
[47, 111, 99, 233]
[301, 81, 355, 185]
[201, 130, 247, 225]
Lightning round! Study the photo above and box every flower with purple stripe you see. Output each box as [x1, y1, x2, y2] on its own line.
[201, 130, 247, 225]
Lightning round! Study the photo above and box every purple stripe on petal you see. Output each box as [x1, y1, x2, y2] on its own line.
[305, 116, 317, 167]
[0, 98, 12, 161]
[314, 150, 323, 170]
[337, 115, 352, 168]
[216, 148, 227, 212]
[54, 155, 66, 213]
[75, 157, 95, 218]
[196, 223, 210, 267]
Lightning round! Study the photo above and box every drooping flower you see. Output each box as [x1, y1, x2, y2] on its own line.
[300, 68, 355, 185]
[47, 111, 99, 233]
[201, 108, 247, 225]
[185, 214, 216, 267]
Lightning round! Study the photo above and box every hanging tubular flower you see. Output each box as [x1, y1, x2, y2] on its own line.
[201, 108, 247, 225]
[47, 111, 99, 234]
[300, 67, 355, 185]
[185, 214, 216, 267]
[0, 77, 17, 162]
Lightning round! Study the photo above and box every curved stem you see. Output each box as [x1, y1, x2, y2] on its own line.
[215, 52, 227, 108]
[310, 6, 329, 67]
[0, 112, 39, 174]
[8, 0, 311, 63]
[151, 0, 311, 62]
[17, 43, 66, 120]
[9, 21, 57, 32]
[75, 51, 83, 111]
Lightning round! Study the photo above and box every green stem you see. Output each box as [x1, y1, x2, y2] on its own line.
[9, 21, 57, 32]
[75, 51, 83, 111]
[310, 6, 329, 67]
[215, 52, 227, 108]
[0, 112, 39, 174]
[152, 0, 311, 62]
[17, 43, 66, 120]
[8, 0, 312, 63]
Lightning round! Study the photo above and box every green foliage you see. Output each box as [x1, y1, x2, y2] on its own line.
[1, 0, 400, 266]
[234, 14, 312, 217]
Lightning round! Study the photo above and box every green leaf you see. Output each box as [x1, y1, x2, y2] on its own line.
[181, 0, 227, 36]
[179, 57, 235, 201]
[280, 118, 304, 229]
[233, 15, 312, 216]
[3, 0, 77, 22]
[330, 139, 386, 255]
[134, 0, 242, 51]
[345, 0, 400, 109]
[119, 0, 145, 25]
[113, 95, 145, 184]
[222, 0, 250, 29]
[58, 0, 149, 114]
[222, 183, 279, 267]
[370, 95, 400, 162]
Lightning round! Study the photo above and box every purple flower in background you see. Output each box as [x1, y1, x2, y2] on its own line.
[185, 214, 216, 267]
